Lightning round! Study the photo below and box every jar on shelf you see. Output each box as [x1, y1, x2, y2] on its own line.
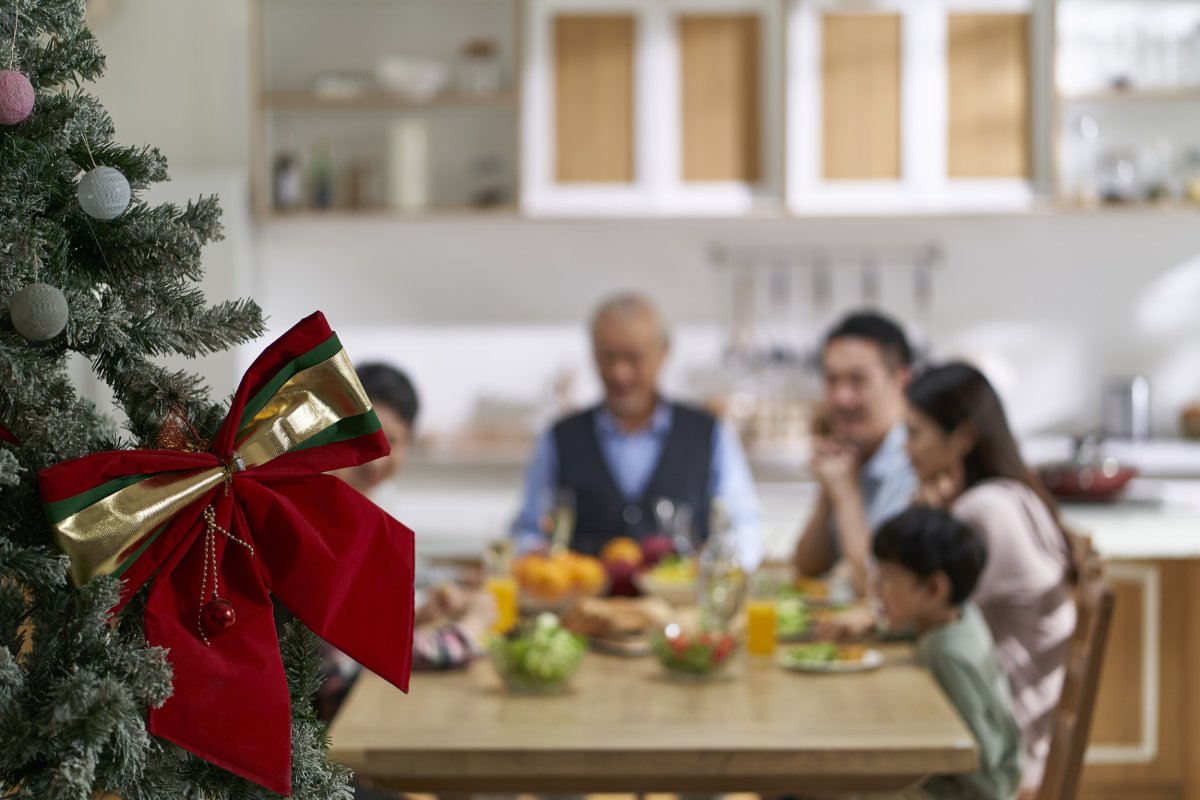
[457, 38, 502, 96]
[1097, 149, 1142, 204]
[1179, 148, 1200, 204]
[272, 152, 303, 211]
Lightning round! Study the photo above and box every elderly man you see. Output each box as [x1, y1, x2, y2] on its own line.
[792, 311, 918, 595]
[513, 293, 762, 570]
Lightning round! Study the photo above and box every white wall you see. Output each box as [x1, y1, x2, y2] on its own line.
[83, 2, 1200, 444]
[78, 2, 255, 420]
[88, 0, 250, 170]
[255, 213, 1200, 439]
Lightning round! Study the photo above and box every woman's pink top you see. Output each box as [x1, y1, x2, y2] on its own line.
[952, 478, 1077, 788]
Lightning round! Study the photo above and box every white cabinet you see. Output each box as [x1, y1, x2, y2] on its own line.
[520, 0, 783, 215]
[786, 0, 1037, 214]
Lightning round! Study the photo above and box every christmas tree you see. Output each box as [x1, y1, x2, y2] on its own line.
[0, 1, 357, 797]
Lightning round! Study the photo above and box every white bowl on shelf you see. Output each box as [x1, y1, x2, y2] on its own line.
[375, 56, 449, 100]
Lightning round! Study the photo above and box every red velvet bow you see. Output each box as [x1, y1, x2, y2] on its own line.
[38, 312, 415, 795]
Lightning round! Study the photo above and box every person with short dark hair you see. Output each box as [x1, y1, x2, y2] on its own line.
[317, 364, 493, 722]
[793, 311, 918, 595]
[872, 505, 1023, 800]
[337, 363, 420, 493]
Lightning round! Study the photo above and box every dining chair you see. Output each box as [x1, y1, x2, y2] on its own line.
[1035, 538, 1116, 800]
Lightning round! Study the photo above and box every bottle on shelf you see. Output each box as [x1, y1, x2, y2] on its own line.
[457, 38, 502, 96]
[272, 152, 303, 211]
[310, 138, 334, 210]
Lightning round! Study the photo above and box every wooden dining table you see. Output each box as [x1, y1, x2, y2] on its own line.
[328, 644, 978, 794]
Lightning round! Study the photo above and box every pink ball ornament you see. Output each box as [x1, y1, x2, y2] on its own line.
[0, 71, 34, 125]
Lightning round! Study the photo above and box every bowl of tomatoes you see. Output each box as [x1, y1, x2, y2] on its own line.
[650, 621, 737, 680]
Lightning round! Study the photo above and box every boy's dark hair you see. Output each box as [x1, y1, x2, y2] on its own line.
[356, 363, 419, 429]
[823, 311, 913, 370]
[873, 506, 987, 606]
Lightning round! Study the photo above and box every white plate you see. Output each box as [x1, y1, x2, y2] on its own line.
[777, 647, 885, 673]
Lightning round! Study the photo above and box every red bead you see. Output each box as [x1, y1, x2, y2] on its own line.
[202, 597, 237, 634]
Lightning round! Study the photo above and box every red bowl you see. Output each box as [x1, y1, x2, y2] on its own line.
[1039, 461, 1136, 502]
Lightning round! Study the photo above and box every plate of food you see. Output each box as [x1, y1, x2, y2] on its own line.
[776, 600, 848, 642]
[559, 596, 674, 657]
[777, 643, 884, 673]
[791, 577, 854, 609]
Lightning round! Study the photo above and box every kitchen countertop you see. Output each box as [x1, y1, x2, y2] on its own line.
[375, 466, 1200, 563]
[1060, 480, 1200, 561]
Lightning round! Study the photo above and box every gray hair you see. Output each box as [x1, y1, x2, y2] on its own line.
[590, 292, 670, 347]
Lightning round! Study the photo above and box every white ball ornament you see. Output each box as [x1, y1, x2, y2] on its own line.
[78, 166, 131, 220]
[9, 283, 69, 342]
[0, 71, 34, 125]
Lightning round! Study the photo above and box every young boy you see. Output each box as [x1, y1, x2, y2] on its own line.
[311, 364, 493, 720]
[872, 505, 1023, 800]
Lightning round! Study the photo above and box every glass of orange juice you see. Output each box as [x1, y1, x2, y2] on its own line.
[746, 575, 780, 656]
[484, 539, 519, 635]
[486, 574, 519, 634]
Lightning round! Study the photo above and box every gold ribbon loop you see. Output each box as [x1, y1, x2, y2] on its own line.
[53, 348, 372, 586]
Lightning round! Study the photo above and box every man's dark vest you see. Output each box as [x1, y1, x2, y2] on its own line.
[552, 403, 715, 556]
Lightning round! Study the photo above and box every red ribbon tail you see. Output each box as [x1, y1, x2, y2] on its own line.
[242, 475, 416, 692]
[143, 500, 293, 795]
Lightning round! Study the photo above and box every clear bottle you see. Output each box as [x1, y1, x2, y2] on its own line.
[310, 138, 334, 210]
[457, 38, 502, 96]
[695, 500, 746, 632]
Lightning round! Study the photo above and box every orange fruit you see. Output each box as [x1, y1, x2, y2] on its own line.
[524, 558, 572, 601]
[568, 555, 608, 596]
[601, 537, 643, 567]
[513, 554, 545, 587]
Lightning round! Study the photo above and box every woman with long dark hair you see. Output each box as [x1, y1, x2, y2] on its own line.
[904, 362, 1076, 792]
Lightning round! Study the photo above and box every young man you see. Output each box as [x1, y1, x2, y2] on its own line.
[792, 312, 917, 595]
[873, 506, 1023, 800]
[513, 293, 762, 569]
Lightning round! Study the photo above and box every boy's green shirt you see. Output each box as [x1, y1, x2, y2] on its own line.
[917, 603, 1024, 800]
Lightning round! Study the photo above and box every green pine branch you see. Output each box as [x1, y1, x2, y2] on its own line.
[0, 0, 347, 795]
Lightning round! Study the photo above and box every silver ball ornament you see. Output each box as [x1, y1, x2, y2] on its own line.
[9, 283, 69, 342]
[0, 71, 34, 125]
[78, 166, 131, 220]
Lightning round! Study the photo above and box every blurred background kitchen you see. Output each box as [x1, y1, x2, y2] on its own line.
[73, 2, 1200, 791]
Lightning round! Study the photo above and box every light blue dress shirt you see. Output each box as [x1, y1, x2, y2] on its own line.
[827, 421, 918, 556]
[512, 402, 764, 569]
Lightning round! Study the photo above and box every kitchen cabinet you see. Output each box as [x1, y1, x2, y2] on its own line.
[1079, 559, 1200, 800]
[786, 0, 1037, 214]
[251, 0, 1200, 218]
[521, 0, 783, 216]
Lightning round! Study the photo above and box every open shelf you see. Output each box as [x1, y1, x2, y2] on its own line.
[261, 90, 518, 112]
[1061, 87, 1200, 103]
